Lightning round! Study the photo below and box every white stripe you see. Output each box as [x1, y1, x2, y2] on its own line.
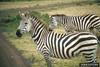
[69, 40, 97, 57]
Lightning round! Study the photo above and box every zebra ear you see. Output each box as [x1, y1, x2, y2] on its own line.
[26, 11, 30, 15]
[19, 11, 26, 18]
[25, 11, 30, 17]
[19, 11, 21, 14]
[25, 11, 32, 19]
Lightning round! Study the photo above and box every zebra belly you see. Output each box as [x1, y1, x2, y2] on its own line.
[49, 37, 76, 59]
[48, 34, 69, 59]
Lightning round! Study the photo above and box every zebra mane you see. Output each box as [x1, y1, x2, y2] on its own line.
[31, 15, 50, 31]
[51, 14, 66, 17]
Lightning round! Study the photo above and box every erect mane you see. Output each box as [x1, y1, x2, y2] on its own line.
[51, 14, 66, 17]
[31, 15, 50, 31]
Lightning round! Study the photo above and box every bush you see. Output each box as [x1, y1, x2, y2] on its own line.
[41, 13, 50, 24]
[0, 11, 50, 32]
[31, 11, 50, 24]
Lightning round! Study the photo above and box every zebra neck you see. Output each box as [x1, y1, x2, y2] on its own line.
[57, 16, 68, 24]
[31, 17, 49, 44]
[32, 25, 49, 44]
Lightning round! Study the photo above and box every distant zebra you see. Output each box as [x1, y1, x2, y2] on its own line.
[49, 14, 100, 34]
[16, 12, 99, 67]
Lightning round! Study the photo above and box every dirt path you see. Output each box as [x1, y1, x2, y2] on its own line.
[0, 32, 31, 67]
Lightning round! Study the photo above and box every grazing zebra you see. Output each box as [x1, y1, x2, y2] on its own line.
[49, 14, 100, 34]
[16, 12, 99, 67]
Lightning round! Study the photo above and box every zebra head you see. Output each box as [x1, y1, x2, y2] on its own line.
[49, 15, 58, 30]
[16, 11, 32, 37]
[49, 14, 66, 30]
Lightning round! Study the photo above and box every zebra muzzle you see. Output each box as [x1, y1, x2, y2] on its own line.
[16, 29, 22, 37]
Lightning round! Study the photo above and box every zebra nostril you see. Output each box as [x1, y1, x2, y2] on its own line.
[16, 29, 22, 37]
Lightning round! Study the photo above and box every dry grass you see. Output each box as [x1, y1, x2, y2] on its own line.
[46, 4, 100, 16]
[0, 0, 82, 10]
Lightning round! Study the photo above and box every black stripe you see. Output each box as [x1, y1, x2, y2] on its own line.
[65, 33, 95, 58]
[62, 33, 77, 46]
[73, 17, 77, 27]
[81, 14, 89, 24]
[86, 58, 93, 61]
[68, 37, 96, 54]
[84, 14, 93, 24]
[65, 33, 80, 58]
[45, 40, 49, 51]
[39, 43, 44, 51]
[65, 33, 91, 47]
[58, 34, 61, 38]
[47, 33, 51, 51]
[83, 15, 93, 29]
[35, 24, 43, 34]
[74, 17, 79, 29]
[33, 29, 43, 41]
[77, 17, 80, 29]
[50, 32, 56, 57]
[89, 15, 98, 22]
[83, 53, 94, 55]
[63, 16, 66, 24]
[34, 19, 41, 29]
[62, 41, 66, 58]
[92, 19, 100, 27]
[72, 43, 97, 57]
[85, 55, 93, 58]
[37, 39, 42, 48]
[79, 49, 95, 54]
[86, 15, 99, 27]
[77, 16, 81, 30]
[58, 35, 63, 58]
[70, 37, 96, 48]
[54, 33, 59, 57]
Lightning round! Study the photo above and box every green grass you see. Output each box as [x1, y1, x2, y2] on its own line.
[1, 0, 100, 67]
[46, 4, 100, 16]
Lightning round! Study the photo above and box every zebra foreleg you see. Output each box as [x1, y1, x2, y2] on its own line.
[44, 56, 52, 67]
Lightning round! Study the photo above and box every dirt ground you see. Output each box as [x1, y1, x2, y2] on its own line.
[0, 32, 31, 67]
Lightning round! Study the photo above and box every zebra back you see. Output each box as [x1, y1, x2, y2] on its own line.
[49, 14, 100, 34]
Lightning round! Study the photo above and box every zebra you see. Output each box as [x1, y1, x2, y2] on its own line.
[49, 14, 100, 35]
[16, 12, 99, 67]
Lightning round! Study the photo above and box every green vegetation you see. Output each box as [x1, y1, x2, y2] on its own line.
[0, 0, 100, 67]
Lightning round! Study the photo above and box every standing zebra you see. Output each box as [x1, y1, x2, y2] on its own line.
[16, 12, 99, 67]
[49, 14, 100, 35]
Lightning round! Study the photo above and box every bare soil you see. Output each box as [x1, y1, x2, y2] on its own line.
[0, 32, 31, 67]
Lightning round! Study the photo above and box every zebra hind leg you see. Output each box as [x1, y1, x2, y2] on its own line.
[83, 53, 97, 63]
